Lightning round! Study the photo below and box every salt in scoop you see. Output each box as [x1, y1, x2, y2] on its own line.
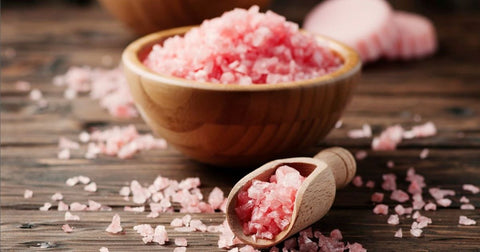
[226, 147, 356, 248]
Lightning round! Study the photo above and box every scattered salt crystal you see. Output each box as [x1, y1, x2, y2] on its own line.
[78, 131, 90, 143]
[419, 148, 429, 159]
[459, 216, 476, 226]
[174, 248, 187, 252]
[382, 173, 397, 191]
[153, 225, 169, 245]
[133, 224, 155, 243]
[106, 214, 123, 233]
[387, 160, 395, 168]
[58, 149, 70, 160]
[424, 202, 437, 211]
[65, 211, 80, 221]
[119, 186, 130, 196]
[64, 88, 77, 100]
[190, 219, 207, 232]
[371, 192, 384, 203]
[146, 211, 159, 218]
[460, 196, 470, 203]
[352, 175, 363, 187]
[175, 237, 188, 247]
[355, 150, 368, 160]
[394, 228, 403, 238]
[51, 192, 63, 201]
[62, 224, 73, 233]
[78, 175, 91, 184]
[70, 202, 88, 211]
[390, 189, 410, 203]
[84, 182, 97, 192]
[99, 247, 109, 252]
[15, 81, 31, 91]
[436, 198, 452, 207]
[365, 180, 375, 188]
[346, 242, 366, 252]
[239, 245, 258, 252]
[429, 187, 455, 200]
[87, 200, 102, 211]
[29, 89, 43, 101]
[39, 202, 52, 211]
[182, 214, 192, 226]
[460, 204, 475, 210]
[58, 201, 69, 211]
[208, 187, 225, 210]
[404, 122, 437, 139]
[463, 184, 479, 194]
[24, 189, 33, 199]
[410, 228, 423, 237]
[412, 211, 421, 219]
[372, 125, 404, 151]
[348, 124, 372, 138]
[65, 177, 78, 186]
[175, 227, 196, 232]
[373, 204, 388, 215]
[335, 120, 343, 129]
[330, 229, 343, 240]
[394, 205, 407, 216]
[387, 214, 399, 225]
[412, 194, 425, 210]
[124, 206, 145, 212]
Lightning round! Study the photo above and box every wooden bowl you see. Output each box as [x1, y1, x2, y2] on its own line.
[122, 26, 361, 167]
[98, 0, 271, 35]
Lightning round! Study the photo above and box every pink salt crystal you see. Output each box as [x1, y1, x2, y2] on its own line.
[283, 237, 298, 250]
[429, 187, 455, 200]
[78, 131, 90, 143]
[373, 204, 388, 215]
[99, 247, 109, 252]
[178, 178, 201, 190]
[119, 186, 130, 196]
[174, 248, 187, 252]
[330, 229, 343, 240]
[29, 89, 43, 101]
[235, 165, 305, 239]
[124, 206, 145, 212]
[352, 175, 363, 187]
[239, 246, 258, 252]
[419, 148, 429, 159]
[410, 228, 422, 237]
[153, 225, 169, 245]
[416, 216, 432, 226]
[175, 227, 196, 232]
[143, 6, 342, 85]
[147, 211, 159, 218]
[87, 200, 102, 211]
[394, 205, 407, 215]
[182, 214, 192, 226]
[218, 220, 240, 248]
[58, 137, 80, 150]
[24, 189, 33, 199]
[335, 120, 343, 129]
[58, 201, 69, 211]
[463, 184, 480, 194]
[175, 237, 188, 246]
[390, 189, 410, 203]
[65, 88, 77, 100]
[346, 242, 367, 252]
[394, 228, 403, 238]
[460, 196, 470, 203]
[171, 218, 184, 227]
[84, 182, 97, 192]
[355, 150, 368, 160]
[412, 193, 425, 210]
[365, 180, 375, 188]
[130, 180, 150, 204]
[62, 224, 73, 233]
[387, 160, 395, 168]
[387, 214, 399, 225]
[190, 219, 207, 232]
[70, 202, 87, 211]
[424, 202, 437, 211]
[220, 198, 228, 213]
[460, 204, 475, 210]
[78, 175, 90, 184]
[15, 81, 31, 91]
[372, 125, 404, 151]
[133, 224, 155, 243]
[404, 122, 437, 139]
[65, 177, 78, 186]
[106, 214, 123, 234]
[408, 180, 423, 195]
[412, 211, 421, 219]
[371, 192, 384, 203]
[382, 173, 397, 191]
[436, 198, 452, 207]
[39, 202, 52, 211]
[65, 211, 80, 221]
[459, 216, 476, 225]
[58, 149, 70, 160]
[348, 124, 372, 138]
[51, 192, 63, 201]
[208, 187, 225, 210]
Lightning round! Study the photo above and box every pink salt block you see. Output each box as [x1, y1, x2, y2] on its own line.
[105, 214, 123, 234]
[175, 237, 188, 247]
[371, 192, 384, 203]
[459, 216, 476, 226]
[463, 184, 480, 194]
[346, 242, 367, 252]
[373, 204, 388, 215]
[144, 6, 342, 84]
[62, 224, 73, 233]
[24, 189, 33, 199]
[29, 89, 43, 101]
[412, 193, 425, 210]
[170, 218, 184, 227]
[133, 224, 154, 243]
[394, 228, 403, 238]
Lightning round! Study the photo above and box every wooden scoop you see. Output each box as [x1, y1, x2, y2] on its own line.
[226, 147, 356, 248]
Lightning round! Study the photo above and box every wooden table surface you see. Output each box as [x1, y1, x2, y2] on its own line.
[1, 2, 479, 251]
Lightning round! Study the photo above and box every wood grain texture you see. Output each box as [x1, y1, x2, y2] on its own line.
[1, 2, 480, 252]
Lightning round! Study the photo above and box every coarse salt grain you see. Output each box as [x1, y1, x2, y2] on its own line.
[460, 204, 475, 210]
[419, 148, 429, 159]
[372, 125, 404, 151]
[70, 202, 88, 211]
[58, 201, 69, 211]
[153, 225, 169, 245]
[387, 160, 395, 168]
[235, 165, 305, 239]
[390, 189, 410, 203]
[365, 180, 375, 188]
[208, 187, 225, 210]
[355, 150, 368, 160]
[99, 247, 109, 252]
[459, 216, 476, 225]
[58, 149, 70, 160]
[119, 186, 130, 196]
[51, 192, 63, 201]
[84, 182, 97, 192]
[143, 6, 342, 85]
[78, 175, 91, 184]
[424, 202, 437, 211]
[387, 214, 399, 225]
[371, 192, 384, 203]
[382, 173, 397, 191]
[373, 204, 388, 215]
[66, 176, 79, 186]
[348, 124, 372, 139]
[24, 189, 33, 199]
[429, 187, 455, 200]
[463, 184, 480, 194]
[436, 198, 452, 207]
[124, 206, 145, 213]
[59, 137, 80, 150]
[29, 89, 43, 101]
[62, 224, 73, 233]
[352, 175, 363, 187]
[410, 228, 422, 237]
[460, 196, 470, 203]
[106, 214, 123, 234]
[404, 122, 437, 139]
[39, 202, 52, 211]
[175, 237, 188, 247]
[394, 228, 403, 238]
[65, 211, 80, 221]
[174, 248, 187, 252]
[87, 200, 102, 211]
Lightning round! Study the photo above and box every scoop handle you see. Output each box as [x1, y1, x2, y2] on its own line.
[313, 147, 356, 188]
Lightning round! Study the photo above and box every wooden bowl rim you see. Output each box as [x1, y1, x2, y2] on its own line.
[122, 26, 361, 92]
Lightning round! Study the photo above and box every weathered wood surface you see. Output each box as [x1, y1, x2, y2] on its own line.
[1, 2, 480, 251]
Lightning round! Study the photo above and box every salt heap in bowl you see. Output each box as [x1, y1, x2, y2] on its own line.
[143, 6, 343, 85]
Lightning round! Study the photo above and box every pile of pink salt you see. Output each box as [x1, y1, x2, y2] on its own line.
[143, 6, 342, 85]
[235, 165, 306, 239]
